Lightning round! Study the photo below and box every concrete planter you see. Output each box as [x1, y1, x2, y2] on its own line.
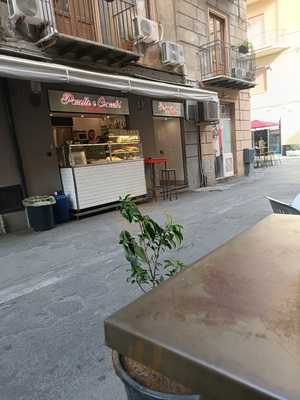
[112, 352, 201, 400]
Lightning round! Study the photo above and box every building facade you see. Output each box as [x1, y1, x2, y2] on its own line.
[247, 0, 300, 152]
[0, 0, 254, 232]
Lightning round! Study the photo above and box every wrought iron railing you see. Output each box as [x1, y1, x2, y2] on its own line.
[199, 41, 256, 82]
[40, 0, 138, 52]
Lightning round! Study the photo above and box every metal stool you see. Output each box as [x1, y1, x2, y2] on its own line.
[160, 169, 178, 201]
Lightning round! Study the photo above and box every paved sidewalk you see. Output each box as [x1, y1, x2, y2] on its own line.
[1, 158, 300, 400]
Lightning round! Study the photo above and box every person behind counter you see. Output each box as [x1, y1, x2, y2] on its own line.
[88, 129, 107, 144]
[88, 129, 98, 144]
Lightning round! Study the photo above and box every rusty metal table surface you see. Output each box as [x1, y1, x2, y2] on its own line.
[105, 215, 300, 400]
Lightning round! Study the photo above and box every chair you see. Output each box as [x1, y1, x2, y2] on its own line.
[266, 196, 300, 215]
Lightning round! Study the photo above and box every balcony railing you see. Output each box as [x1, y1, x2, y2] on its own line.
[199, 41, 256, 89]
[39, 0, 140, 66]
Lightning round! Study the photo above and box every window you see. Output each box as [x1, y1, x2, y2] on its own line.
[248, 14, 265, 49]
[251, 68, 267, 95]
[136, 0, 151, 19]
[209, 12, 226, 42]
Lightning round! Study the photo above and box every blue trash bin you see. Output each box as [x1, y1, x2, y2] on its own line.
[53, 191, 70, 224]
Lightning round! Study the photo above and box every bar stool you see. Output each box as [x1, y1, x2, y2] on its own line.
[144, 157, 167, 200]
[160, 168, 178, 201]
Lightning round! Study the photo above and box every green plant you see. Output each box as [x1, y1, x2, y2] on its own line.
[239, 40, 253, 53]
[119, 195, 185, 292]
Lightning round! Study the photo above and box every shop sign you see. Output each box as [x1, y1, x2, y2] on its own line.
[48, 90, 129, 115]
[152, 101, 184, 118]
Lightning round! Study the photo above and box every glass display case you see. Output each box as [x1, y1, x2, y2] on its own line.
[58, 129, 143, 167]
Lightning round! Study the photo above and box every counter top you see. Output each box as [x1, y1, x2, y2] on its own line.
[105, 215, 300, 400]
[61, 158, 144, 168]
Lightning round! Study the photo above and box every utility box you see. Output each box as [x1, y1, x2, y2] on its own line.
[243, 148, 255, 176]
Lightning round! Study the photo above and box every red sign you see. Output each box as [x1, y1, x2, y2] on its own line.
[48, 90, 129, 115]
[153, 101, 184, 117]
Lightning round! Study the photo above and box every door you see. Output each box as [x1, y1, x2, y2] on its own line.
[153, 118, 185, 183]
[221, 118, 234, 177]
[53, 0, 97, 41]
[214, 105, 234, 178]
[209, 13, 226, 75]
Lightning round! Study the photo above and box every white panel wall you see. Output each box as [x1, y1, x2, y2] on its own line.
[60, 168, 77, 209]
[61, 160, 147, 210]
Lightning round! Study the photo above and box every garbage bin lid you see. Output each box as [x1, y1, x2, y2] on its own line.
[23, 196, 56, 207]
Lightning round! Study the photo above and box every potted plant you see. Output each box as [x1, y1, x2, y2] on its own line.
[111, 195, 200, 399]
[239, 40, 253, 54]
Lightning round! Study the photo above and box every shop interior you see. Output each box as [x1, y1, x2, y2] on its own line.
[52, 114, 143, 167]
[153, 117, 185, 183]
[252, 128, 281, 154]
[52, 111, 187, 186]
[50, 100, 188, 206]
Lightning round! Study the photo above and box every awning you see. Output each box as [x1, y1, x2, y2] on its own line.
[251, 120, 279, 130]
[0, 55, 218, 102]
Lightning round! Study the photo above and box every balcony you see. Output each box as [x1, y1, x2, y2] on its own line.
[199, 41, 256, 89]
[38, 0, 141, 67]
[249, 30, 288, 58]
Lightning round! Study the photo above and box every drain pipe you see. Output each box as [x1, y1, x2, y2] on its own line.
[2, 78, 28, 198]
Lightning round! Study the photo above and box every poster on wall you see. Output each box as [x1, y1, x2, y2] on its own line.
[48, 90, 129, 115]
[152, 101, 184, 118]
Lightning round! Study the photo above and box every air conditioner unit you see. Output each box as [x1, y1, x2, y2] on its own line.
[185, 100, 198, 121]
[133, 16, 159, 44]
[7, 0, 44, 25]
[199, 101, 220, 122]
[161, 41, 185, 66]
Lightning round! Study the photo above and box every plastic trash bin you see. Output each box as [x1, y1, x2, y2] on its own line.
[23, 196, 56, 232]
[53, 191, 70, 224]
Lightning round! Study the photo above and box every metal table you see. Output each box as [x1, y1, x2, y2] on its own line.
[105, 215, 300, 399]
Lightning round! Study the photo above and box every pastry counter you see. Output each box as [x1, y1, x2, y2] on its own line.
[58, 130, 147, 213]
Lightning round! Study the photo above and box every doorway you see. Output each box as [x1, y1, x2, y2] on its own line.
[53, 0, 97, 41]
[214, 104, 234, 178]
[153, 118, 185, 184]
[209, 12, 227, 76]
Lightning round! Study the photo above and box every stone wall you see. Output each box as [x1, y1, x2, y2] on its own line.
[199, 88, 252, 182]
[174, 0, 248, 81]
[183, 120, 201, 188]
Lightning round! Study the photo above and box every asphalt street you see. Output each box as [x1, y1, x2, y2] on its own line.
[1, 158, 300, 400]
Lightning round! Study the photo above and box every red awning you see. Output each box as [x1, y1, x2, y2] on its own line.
[251, 120, 279, 129]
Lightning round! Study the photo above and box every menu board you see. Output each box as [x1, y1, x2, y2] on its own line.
[152, 101, 184, 118]
[48, 90, 129, 115]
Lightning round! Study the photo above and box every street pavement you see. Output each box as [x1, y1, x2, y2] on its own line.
[1, 158, 300, 400]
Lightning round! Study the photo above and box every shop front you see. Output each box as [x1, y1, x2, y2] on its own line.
[48, 90, 147, 215]
[251, 120, 281, 155]
[152, 100, 187, 187]
[0, 56, 219, 230]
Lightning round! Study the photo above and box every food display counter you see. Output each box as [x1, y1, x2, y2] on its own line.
[58, 130, 147, 213]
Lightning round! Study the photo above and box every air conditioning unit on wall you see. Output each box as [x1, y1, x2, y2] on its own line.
[7, 0, 44, 25]
[133, 16, 160, 44]
[161, 41, 185, 66]
[199, 101, 220, 123]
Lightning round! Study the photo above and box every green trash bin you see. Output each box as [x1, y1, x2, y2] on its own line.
[23, 196, 56, 232]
